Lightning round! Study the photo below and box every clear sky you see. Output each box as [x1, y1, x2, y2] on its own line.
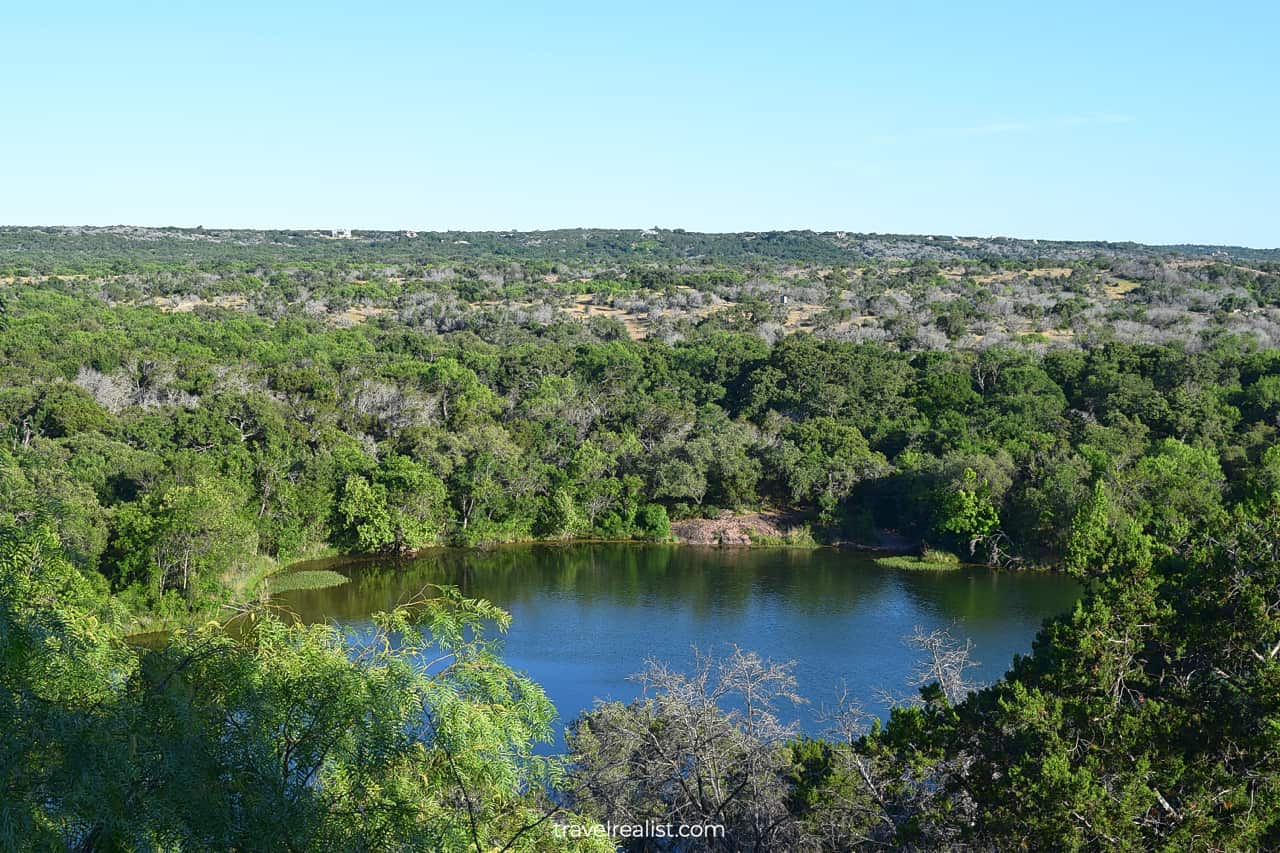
[2, 1, 1276, 247]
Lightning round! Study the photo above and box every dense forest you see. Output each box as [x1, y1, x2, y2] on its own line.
[2, 228, 1279, 849]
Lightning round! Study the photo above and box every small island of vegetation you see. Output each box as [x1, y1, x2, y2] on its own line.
[874, 547, 963, 571]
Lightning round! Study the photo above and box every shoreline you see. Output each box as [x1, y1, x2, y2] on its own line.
[122, 536, 1059, 641]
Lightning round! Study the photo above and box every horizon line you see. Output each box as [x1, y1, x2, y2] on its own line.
[2, 223, 1275, 253]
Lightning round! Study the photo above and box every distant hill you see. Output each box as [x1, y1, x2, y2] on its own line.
[2, 224, 1278, 351]
[1, 225, 1276, 275]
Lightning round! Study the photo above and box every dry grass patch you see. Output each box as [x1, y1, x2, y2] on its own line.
[1104, 279, 1142, 300]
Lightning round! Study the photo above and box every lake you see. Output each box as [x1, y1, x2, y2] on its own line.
[275, 543, 1081, 738]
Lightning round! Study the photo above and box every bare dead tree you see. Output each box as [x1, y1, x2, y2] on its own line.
[567, 647, 813, 852]
[908, 625, 980, 706]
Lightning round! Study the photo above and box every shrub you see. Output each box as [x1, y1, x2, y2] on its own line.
[637, 504, 671, 541]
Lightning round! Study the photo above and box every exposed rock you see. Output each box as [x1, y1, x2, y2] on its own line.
[671, 511, 806, 545]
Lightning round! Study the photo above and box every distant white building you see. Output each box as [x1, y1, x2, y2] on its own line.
[330, 228, 352, 239]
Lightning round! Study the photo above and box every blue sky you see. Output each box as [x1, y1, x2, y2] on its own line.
[2, 1, 1277, 246]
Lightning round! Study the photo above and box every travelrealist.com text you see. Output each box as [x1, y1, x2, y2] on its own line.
[553, 820, 727, 840]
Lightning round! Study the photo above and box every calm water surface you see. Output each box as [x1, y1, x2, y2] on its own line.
[276, 544, 1080, 737]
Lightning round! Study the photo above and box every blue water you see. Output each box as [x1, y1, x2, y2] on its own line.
[277, 544, 1080, 740]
